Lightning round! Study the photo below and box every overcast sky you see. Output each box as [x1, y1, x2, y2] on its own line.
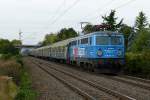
[0, 0, 149, 45]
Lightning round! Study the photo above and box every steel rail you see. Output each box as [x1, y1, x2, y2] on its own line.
[121, 75, 150, 84]
[102, 76, 150, 91]
[33, 58, 136, 100]
[32, 61, 96, 100]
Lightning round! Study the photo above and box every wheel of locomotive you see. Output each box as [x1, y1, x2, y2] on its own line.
[93, 64, 100, 73]
[85, 63, 90, 70]
[87, 63, 90, 71]
[83, 63, 87, 70]
[79, 62, 84, 70]
[91, 64, 95, 72]
[88, 63, 93, 72]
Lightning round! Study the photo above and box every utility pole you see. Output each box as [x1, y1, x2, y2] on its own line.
[80, 22, 90, 30]
[19, 29, 22, 41]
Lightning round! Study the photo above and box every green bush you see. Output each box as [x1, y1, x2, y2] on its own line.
[12, 55, 23, 66]
[0, 59, 22, 82]
[0, 39, 20, 55]
[15, 89, 37, 100]
[0, 54, 13, 60]
[15, 71, 37, 100]
[125, 50, 150, 79]
[130, 29, 150, 52]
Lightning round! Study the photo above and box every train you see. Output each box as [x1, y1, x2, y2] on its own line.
[29, 31, 125, 74]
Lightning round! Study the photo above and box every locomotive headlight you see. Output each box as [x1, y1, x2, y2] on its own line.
[97, 49, 103, 56]
[118, 49, 122, 56]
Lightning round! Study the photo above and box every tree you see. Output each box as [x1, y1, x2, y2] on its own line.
[119, 24, 133, 47]
[83, 24, 94, 34]
[42, 33, 57, 46]
[57, 28, 78, 41]
[130, 29, 150, 52]
[120, 24, 133, 38]
[0, 39, 19, 54]
[41, 28, 78, 45]
[11, 39, 22, 46]
[102, 10, 123, 31]
[135, 11, 148, 31]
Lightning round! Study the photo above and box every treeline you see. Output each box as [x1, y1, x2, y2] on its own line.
[125, 29, 150, 79]
[41, 10, 150, 49]
[0, 39, 22, 56]
[40, 10, 150, 53]
[40, 28, 78, 46]
[0, 39, 37, 100]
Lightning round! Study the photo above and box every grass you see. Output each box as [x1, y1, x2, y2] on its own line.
[0, 76, 18, 100]
[0, 59, 22, 83]
[0, 54, 38, 100]
[15, 69, 38, 100]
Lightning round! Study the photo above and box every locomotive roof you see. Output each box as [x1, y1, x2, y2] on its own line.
[74, 31, 123, 40]
[82, 31, 123, 36]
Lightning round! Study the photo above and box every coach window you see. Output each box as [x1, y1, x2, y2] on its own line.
[55, 47, 57, 52]
[50, 48, 52, 52]
[51, 48, 53, 53]
[57, 47, 59, 55]
[62, 46, 64, 52]
[60, 46, 63, 53]
[71, 41, 73, 46]
[81, 38, 88, 44]
[57, 47, 59, 52]
[59, 47, 61, 52]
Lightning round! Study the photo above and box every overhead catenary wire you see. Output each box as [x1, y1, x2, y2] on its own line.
[114, 0, 137, 10]
[26, 0, 137, 43]
[25, 0, 67, 41]
[49, 0, 81, 26]
[41, 0, 135, 33]
[85, 0, 137, 21]
[44, 0, 115, 34]
[44, 0, 66, 30]
[39, 0, 81, 35]
[79, 0, 116, 21]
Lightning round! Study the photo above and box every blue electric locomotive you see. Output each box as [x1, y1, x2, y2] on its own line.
[30, 31, 125, 74]
[68, 31, 125, 73]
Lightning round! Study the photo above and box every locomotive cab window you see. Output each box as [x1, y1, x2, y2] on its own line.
[81, 38, 88, 44]
[96, 36, 109, 45]
[111, 36, 122, 45]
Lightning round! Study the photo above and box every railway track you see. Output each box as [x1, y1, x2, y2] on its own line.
[32, 60, 96, 100]
[100, 75, 150, 91]
[32, 58, 135, 100]
[56, 60, 150, 91]
[34, 57, 150, 91]
[120, 75, 150, 84]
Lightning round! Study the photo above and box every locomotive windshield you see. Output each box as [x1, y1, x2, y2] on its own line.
[96, 36, 122, 45]
[96, 36, 109, 45]
[111, 36, 122, 45]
